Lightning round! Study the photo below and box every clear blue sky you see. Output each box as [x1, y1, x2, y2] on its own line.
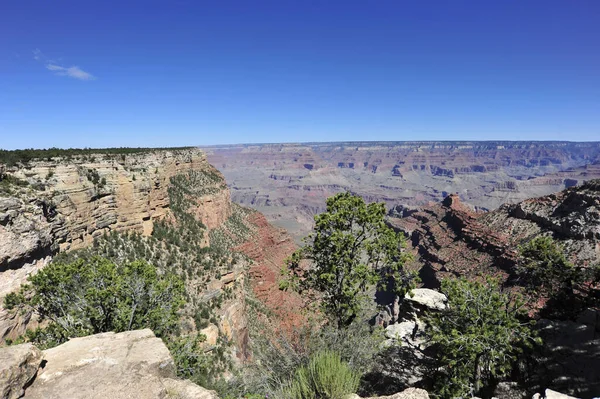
[1, 1, 599, 149]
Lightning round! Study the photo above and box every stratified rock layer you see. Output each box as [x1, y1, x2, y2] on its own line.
[205, 141, 600, 242]
[0, 149, 241, 345]
[0, 149, 217, 297]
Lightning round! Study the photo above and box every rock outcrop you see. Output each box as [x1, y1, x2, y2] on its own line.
[389, 181, 600, 288]
[235, 212, 305, 332]
[388, 183, 600, 397]
[2, 329, 217, 399]
[0, 343, 42, 399]
[532, 389, 579, 399]
[482, 179, 600, 267]
[404, 288, 447, 312]
[0, 147, 303, 368]
[353, 387, 430, 399]
[388, 194, 515, 288]
[0, 148, 245, 347]
[370, 289, 447, 393]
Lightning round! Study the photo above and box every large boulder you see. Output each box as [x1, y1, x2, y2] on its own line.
[384, 320, 428, 349]
[23, 329, 217, 399]
[404, 289, 447, 312]
[0, 343, 43, 399]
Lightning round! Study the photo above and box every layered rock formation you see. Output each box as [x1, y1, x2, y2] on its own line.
[2, 329, 217, 399]
[0, 329, 437, 399]
[235, 212, 304, 331]
[388, 181, 600, 398]
[0, 149, 245, 345]
[204, 141, 600, 242]
[0, 149, 215, 297]
[389, 180, 600, 288]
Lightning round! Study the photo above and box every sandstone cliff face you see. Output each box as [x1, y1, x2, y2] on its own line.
[235, 212, 305, 331]
[0, 149, 214, 290]
[0, 147, 301, 367]
[0, 149, 243, 343]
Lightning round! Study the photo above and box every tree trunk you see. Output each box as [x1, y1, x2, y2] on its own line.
[473, 353, 482, 395]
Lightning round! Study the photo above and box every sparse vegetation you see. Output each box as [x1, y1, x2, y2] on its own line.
[0, 147, 193, 167]
[283, 351, 360, 399]
[517, 236, 599, 317]
[0, 172, 30, 194]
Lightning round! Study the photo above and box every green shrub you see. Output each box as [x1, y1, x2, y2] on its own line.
[9, 257, 185, 348]
[426, 278, 539, 398]
[284, 351, 360, 399]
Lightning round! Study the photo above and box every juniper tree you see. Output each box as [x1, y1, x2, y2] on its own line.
[425, 278, 539, 398]
[282, 192, 415, 329]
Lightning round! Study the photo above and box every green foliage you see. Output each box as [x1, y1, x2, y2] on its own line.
[10, 257, 185, 347]
[518, 236, 578, 298]
[426, 278, 539, 398]
[283, 192, 416, 328]
[0, 172, 30, 195]
[283, 351, 360, 399]
[167, 333, 234, 393]
[4, 167, 250, 391]
[3, 291, 25, 310]
[0, 146, 193, 167]
[517, 236, 594, 317]
[82, 167, 108, 189]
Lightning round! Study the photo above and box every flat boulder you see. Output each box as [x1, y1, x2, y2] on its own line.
[24, 329, 217, 399]
[0, 343, 43, 399]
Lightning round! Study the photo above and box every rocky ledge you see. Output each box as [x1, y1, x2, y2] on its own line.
[0, 329, 217, 399]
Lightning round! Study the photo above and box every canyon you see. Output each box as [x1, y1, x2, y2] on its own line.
[204, 141, 600, 242]
[1, 145, 599, 398]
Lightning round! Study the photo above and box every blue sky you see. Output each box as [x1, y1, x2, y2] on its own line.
[1, 1, 599, 149]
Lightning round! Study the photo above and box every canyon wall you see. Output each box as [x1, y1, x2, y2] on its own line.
[0, 149, 242, 346]
[204, 141, 600, 242]
[1, 149, 223, 297]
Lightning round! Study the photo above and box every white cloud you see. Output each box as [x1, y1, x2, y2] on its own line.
[34, 49, 96, 81]
[33, 48, 43, 60]
[45, 64, 96, 80]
